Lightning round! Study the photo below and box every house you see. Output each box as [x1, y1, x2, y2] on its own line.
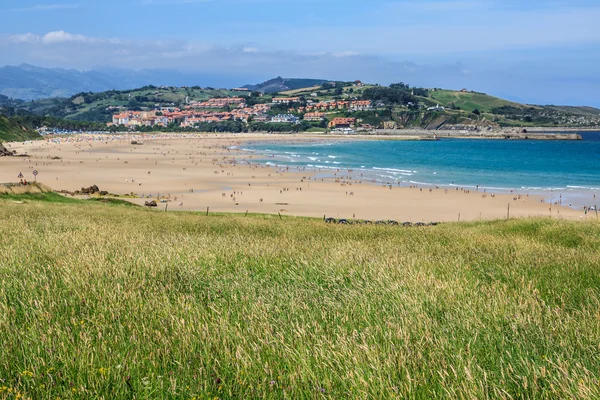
[304, 112, 325, 122]
[112, 113, 130, 125]
[272, 97, 300, 104]
[329, 117, 356, 129]
[253, 114, 271, 122]
[349, 100, 372, 111]
[198, 98, 246, 108]
[271, 114, 299, 124]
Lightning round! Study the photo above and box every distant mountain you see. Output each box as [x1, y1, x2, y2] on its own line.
[0, 64, 261, 101]
[0, 64, 130, 101]
[243, 77, 328, 94]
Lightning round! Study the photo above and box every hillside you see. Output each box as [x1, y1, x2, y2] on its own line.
[2, 79, 600, 129]
[243, 76, 328, 93]
[425, 90, 526, 112]
[0, 195, 599, 398]
[0, 115, 40, 142]
[4, 86, 251, 123]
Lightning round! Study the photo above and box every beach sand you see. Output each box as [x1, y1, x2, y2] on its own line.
[1, 133, 593, 222]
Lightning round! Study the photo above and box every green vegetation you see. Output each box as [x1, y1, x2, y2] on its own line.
[426, 90, 525, 113]
[0, 191, 140, 207]
[1, 197, 599, 399]
[0, 191, 81, 204]
[0, 115, 40, 142]
[244, 77, 329, 94]
[1, 86, 252, 124]
[3, 79, 600, 130]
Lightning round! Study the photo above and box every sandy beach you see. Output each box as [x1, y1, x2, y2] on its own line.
[1, 133, 594, 222]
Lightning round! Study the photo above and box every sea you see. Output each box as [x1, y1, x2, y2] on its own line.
[239, 131, 600, 208]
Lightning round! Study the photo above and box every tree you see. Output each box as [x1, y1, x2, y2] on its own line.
[390, 82, 409, 90]
[473, 109, 481, 116]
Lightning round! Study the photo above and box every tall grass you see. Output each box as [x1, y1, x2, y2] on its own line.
[0, 199, 599, 399]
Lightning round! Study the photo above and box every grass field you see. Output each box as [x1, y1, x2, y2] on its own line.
[1, 196, 599, 399]
[427, 91, 526, 113]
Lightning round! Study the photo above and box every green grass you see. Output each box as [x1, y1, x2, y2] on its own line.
[428, 90, 526, 113]
[0, 116, 40, 142]
[0, 198, 599, 399]
[0, 191, 140, 207]
[0, 191, 81, 204]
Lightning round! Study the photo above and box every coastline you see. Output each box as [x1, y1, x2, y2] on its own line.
[1, 132, 596, 222]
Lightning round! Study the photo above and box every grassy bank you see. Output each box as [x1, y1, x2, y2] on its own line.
[0, 197, 599, 399]
[0, 116, 40, 142]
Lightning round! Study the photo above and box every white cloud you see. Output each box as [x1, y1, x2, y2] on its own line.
[7, 33, 40, 44]
[332, 51, 360, 58]
[5, 31, 123, 45]
[42, 31, 92, 44]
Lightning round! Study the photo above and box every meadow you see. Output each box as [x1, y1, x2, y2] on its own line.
[1, 195, 599, 399]
[426, 90, 524, 113]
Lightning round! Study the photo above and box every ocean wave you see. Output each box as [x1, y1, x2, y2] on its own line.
[567, 185, 600, 190]
[373, 167, 416, 174]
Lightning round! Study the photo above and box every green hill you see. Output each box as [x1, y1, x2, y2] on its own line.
[10, 86, 255, 123]
[0, 115, 40, 142]
[1, 195, 599, 398]
[243, 76, 328, 93]
[426, 90, 526, 112]
[4, 81, 600, 128]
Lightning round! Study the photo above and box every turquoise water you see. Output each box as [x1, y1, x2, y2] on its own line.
[242, 132, 600, 207]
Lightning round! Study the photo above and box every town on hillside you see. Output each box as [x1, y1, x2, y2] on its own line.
[109, 89, 377, 133]
[5, 78, 599, 138]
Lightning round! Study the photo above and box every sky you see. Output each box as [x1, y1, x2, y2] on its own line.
[0, 0, 599, 106]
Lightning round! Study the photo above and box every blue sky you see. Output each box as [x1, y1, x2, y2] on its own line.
[1, 0, 599, 105]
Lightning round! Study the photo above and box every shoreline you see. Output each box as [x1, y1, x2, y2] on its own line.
[1, 133, 596, 222]
[238, 135, 599, 206]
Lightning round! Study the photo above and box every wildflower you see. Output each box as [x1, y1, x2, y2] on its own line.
[270, 380, 276, 386]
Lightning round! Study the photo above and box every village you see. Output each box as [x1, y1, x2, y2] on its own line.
[109, 94, 375, 132]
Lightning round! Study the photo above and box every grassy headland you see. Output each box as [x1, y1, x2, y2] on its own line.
[0, 116, 40, 142]
[1, 196, 599, 398]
